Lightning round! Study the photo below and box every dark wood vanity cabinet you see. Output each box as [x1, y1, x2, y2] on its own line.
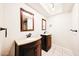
[41, 35, 51, 52]
[15, 39, 41, 56]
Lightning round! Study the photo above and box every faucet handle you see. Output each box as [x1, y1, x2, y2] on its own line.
[26, 33, 32, 38]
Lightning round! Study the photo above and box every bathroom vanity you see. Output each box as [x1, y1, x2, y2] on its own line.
[41, 34, 51, 52]
[15, 36, 41, 56]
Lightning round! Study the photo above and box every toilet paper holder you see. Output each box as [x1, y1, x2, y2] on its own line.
[70, 29, 77, 32]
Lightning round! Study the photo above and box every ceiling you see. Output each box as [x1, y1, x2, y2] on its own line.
[26, 3, 74, 18]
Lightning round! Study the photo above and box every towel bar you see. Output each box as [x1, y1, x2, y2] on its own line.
[0, 27, 7, 37]
[70, 29, 77, 32]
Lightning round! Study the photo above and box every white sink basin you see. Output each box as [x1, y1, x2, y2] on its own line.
[15, 36, 41, 46]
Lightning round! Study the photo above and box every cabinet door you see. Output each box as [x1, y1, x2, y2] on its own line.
[23, 47, 35, 56]
[35, 45, 41, 56]
[19, 45, 37, 56]
[47, 35, 51, 50]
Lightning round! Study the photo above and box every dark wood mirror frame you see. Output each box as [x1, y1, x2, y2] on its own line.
[42, 19, 46, 30]
[20, 8, 34, 31]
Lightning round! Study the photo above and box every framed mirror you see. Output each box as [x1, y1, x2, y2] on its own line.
[42, 19, 46, 30]
[20, 8, 34, 31]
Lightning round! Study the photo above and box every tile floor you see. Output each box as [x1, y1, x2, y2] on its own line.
[42, 44, 73, 56]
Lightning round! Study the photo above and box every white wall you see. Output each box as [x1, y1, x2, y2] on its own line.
[0, 4, 5, 56]
[47, 12, 76, 55]
[47, 13, 73, 50]
[1, 3, 46, 55]
[0, 4, 3, 56]
[71, 4, 79, 55]
[47, 4, 79, 56]
[72, 4, 79, 30]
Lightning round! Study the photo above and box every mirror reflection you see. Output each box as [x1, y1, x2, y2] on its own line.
[42, 19, 46, 30]
[20, 8, 34, 31]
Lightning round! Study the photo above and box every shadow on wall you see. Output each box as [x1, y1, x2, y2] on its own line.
[2, 41, 15, 56]
[8, 41, 15, 56]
